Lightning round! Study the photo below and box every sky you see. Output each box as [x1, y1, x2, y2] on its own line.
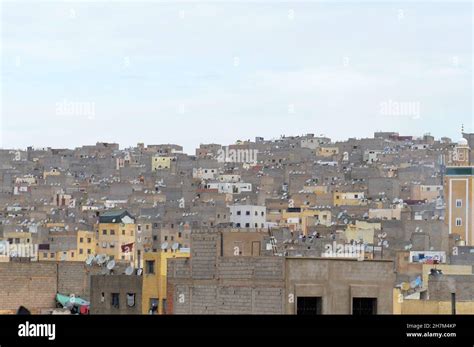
[1, 1, 472, 153]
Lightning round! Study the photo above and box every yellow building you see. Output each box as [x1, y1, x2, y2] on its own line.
[344, 220, 381, 244]
[393, 288, 474, 314]
[281, 207, 331, 235]
[96, 210, 136, 263]
[316, 146, 339, 157]
[444, 139, 473, 245]
[333, 191, 366, 206]
[76, 230, 96, 261]
[152, 156, 172, 171]
[142, 249, 190, 314]
[43, 168, 61, 179]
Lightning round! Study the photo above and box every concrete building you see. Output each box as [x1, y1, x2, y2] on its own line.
[229, 205, 266, 229]
[90, 274, 142, 314]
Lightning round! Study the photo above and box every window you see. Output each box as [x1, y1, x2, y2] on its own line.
[245, 223, 250, 228]
[352, 298, 377, 315]
[237, 211, 241, 216]
[111, 293, 120, 308]
[456, 199, 462, 208]
[79, 248, 83, 255]
[178, 232, 182, 238]
[130, 230, 134, 236]
[102, 230, 107, 235]
[87, 238, 91, 243]
[146, 260, 155, 274]
[255, 211, 258, 216]
[456, 218, 462, 226]
[110, 230, 115, 235]
[246, 211, 250, 216]
[87, 249, 91, 254]
[297, 297, 322, 315]
[79, 237, 84, 243]
[261, 212, 265, 216]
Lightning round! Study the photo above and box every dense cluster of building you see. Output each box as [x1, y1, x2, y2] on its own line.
[1, 131, 474, 315]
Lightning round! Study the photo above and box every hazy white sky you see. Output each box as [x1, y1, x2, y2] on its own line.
[1, 1, 472, 153]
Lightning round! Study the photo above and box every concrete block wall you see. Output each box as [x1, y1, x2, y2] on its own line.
[0, 262, 57, 313]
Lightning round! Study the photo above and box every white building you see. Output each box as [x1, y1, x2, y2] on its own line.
[229, 205, 266, 228]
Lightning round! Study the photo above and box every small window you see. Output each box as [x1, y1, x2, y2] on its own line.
[79, 237, 84, 243]
[245, 223, 250, 228]
[237, 211, 241, 216]
[146, 260, 155, 274]
[456, 199, 462, 208]
[246, 211, 250, 216]
[111, 293, 120, 308]
[456, 218, 462, 226]
[79, 248, 83, 255]
[110, 230, 115, 235]
[102, 230, 107, 235]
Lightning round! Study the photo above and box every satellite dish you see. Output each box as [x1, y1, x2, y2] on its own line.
[381, 232, 387, 238]
[136, 268, 143, 276]
[101, 267, 108, 275]
[125, 265, 134, 275]
[383, 240, 389, 247]
[97, 254, 107, 265]
[161, 242, 169, 250]
[410, 280, 418, 289]
[172, 243, 179, 251]
[106, 260, 116, 270]
[85, 255, 94, 266]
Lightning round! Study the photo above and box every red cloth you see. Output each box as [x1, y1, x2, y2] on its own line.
[121, 242, 134, 253]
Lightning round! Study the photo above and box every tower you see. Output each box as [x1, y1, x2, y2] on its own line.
[445, 137, 474, 245]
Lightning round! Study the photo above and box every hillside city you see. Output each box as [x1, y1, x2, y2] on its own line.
[0, 130, 473, 315]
